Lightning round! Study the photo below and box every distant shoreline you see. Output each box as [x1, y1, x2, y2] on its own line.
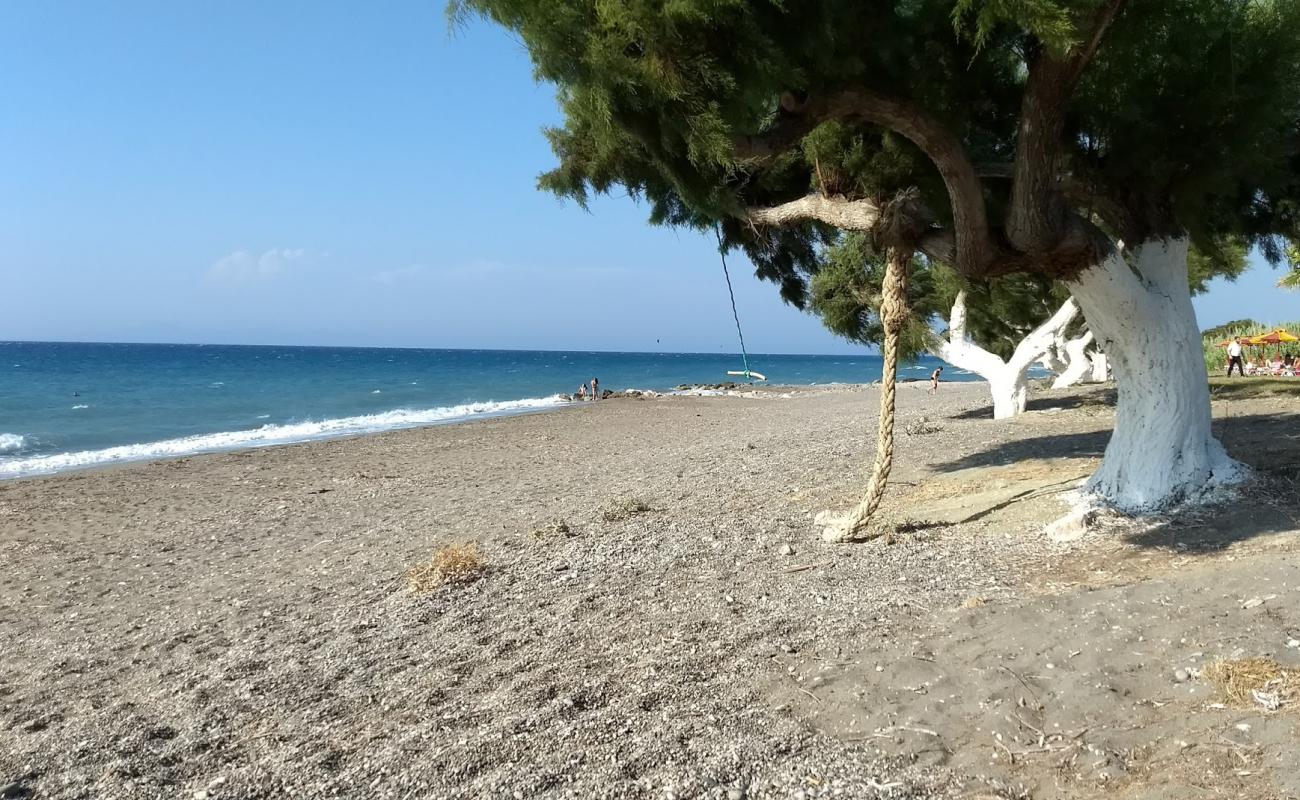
[0, 381, 981, 482]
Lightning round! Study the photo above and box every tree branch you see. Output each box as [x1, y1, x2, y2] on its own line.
[746, 194, 882, 231]
[744, 194, 958, 266]
[735, 87, 998, 277]
[1007, 0, 1127, 255]
[820, 89, 996, 276]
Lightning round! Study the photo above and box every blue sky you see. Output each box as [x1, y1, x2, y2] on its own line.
[0, 2, 1293, 354]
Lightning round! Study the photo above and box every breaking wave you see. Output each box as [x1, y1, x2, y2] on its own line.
[0, 396, 568, 479]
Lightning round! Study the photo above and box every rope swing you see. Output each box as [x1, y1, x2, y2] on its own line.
[715, 225, 766, 382]
[821, 246, 910, 542]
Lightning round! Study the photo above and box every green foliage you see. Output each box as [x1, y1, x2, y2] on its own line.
[1074, 1, 1300, 254]
[459, 0, 1300, 311]
[1187, 238, 1250, 294]
[809, 235, 955, 361]
[951, 0, 1081, 55]
[810, 235, 1073, 361]
[1280, 244, 1300, 289]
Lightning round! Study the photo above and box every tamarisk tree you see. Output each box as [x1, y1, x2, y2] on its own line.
[460, 0, 1300, 516]
[812, 234, 1085, 418]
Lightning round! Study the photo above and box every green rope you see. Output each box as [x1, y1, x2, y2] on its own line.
[715, 225, 754, 382]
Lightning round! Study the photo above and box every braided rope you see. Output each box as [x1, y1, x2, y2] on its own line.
[823, 247, 910, 542]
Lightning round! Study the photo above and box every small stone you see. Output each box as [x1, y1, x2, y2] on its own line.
[193, 792, 209, 800]
[2, 785, 26, 800]
[727, 790, 746, 800]
[779, 543, 794, 556]
[1287, 639, 1300, 649]
[1174, 668, 1190, 682]
[1243, 596, 1264, 609]
[1045, 508, 1094, 542]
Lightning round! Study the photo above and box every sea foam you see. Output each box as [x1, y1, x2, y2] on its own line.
[0, 396, 567, 479]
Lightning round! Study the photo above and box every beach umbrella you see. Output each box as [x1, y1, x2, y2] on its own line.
[1248, 329, 1299, 345]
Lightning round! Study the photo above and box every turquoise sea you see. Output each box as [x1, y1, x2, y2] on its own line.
[0, 342, 991, 478]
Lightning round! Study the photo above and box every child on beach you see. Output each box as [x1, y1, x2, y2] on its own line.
[929, 366, 942, 394]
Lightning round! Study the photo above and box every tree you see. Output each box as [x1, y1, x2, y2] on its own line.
[810, 234, 1084, 418]
[458, 0, 1300, 519]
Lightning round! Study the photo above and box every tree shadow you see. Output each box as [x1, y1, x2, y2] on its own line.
[949, 384, 1117, 420]
[928, 410, 1300, 550]
[1123, 489, 1299, 553]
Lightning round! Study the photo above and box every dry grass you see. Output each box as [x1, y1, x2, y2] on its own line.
[407, 543, 485, 593]
[530, 519, 572, 540]
[601, 497, 653, 522]
[1202, 657, 1300, 710]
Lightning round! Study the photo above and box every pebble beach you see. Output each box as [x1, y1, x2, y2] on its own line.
[3, 381, 1299, 800]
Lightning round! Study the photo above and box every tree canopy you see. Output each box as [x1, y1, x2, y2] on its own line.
[456, 0, 1300, 306]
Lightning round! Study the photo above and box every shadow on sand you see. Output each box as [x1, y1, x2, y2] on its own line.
[929, 404, 1300, 552]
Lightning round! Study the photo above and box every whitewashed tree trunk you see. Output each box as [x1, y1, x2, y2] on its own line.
[1065, 237, 1243, 511]
[1088, 350, 1109, 382]
[1051, 330, 1095, 388]
[930, 291, 1079, 419]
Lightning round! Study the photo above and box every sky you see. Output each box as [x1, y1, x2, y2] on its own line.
[0, 2, 1294, 355]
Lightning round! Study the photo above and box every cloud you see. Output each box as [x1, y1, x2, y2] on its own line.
[208, 248, 308, 283]
[369, 265, 429, 285]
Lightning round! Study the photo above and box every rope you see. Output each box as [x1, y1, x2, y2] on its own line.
[715, 225, 753, 381]
[822, 247, 910, 542]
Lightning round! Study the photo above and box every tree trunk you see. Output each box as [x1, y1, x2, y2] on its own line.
[1088, 350, 1109, 382]
[1065, 238, 1244, 511]
[1051, 330, 1095, 389]
[931, 292, 1078, 419]
[987, 369, 1029, 418]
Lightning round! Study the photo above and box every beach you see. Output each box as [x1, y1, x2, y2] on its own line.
[3, 381, 1299, 800]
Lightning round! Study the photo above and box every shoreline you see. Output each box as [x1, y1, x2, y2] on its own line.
[0, 380, 987, 482]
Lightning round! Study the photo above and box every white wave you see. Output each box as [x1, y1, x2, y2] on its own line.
[371, 390, 382, 394]
[72, 404, 89, 409]
[0, 396, 568, 479]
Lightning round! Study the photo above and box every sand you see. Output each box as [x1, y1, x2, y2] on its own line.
[2, 381, 1299, 800]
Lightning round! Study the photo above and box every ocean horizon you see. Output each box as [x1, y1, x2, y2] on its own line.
[0, 341, 1006, 479]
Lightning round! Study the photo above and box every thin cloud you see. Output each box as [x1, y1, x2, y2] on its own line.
[208, 248, 308, 283]
[369, 265, 429, 285]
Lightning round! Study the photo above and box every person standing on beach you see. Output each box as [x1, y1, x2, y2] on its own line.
[1227, 339, 1244, 377]
[591, 377, 599, 400]
[929, 366, 942, 394]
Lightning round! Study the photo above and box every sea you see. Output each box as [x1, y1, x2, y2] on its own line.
[0, 341, 991, 479]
